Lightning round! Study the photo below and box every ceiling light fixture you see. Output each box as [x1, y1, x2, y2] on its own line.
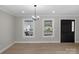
[52, 10, 55, 14]
[22, 10, 25, 13]
[32, 5, 40, 21]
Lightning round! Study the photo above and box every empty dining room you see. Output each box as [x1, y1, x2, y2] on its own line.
[0, 5, 79, 54]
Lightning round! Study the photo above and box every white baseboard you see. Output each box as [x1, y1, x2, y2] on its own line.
[15, 41, 60, 43]
[75, 41, 79, 43]
[0, 41, 15, 54]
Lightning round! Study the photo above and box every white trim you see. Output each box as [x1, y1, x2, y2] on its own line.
[42, 19, 54, 37]
[15, 41, 59, 43]
[75, 41, 79, 43]
[0, 41, 15, 54]
[75, 19, 76, 43]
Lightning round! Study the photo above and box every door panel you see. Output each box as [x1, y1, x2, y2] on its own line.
[61, 20, 75, 43]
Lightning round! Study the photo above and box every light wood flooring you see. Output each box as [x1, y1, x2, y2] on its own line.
[2, 43, 79, 54]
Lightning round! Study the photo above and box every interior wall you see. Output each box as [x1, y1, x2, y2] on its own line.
[0, 10, 16, 52]
[15, 15, 79, 43]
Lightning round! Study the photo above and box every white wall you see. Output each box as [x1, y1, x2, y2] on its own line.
[0, 8, 79, 53]
[15, 15, 79, 43]
[0, 10, 16, 52]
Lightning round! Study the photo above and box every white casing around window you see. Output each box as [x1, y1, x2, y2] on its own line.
[23, 19, 35, 38]
[42, 19, 54, 37]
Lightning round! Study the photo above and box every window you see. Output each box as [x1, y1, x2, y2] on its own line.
[43, 20, 54, 36]
[72, 21, 75, 32]
[23, 20, 34, 37]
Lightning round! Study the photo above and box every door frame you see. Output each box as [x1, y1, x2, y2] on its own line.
[60, 19, 75, 43]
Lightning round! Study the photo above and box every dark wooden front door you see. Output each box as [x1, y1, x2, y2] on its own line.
[61, 20, 75, 43]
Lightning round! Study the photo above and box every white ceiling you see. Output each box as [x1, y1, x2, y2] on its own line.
[0, 5, 79, 16]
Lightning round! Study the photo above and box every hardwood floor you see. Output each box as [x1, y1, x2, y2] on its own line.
[2, 43, 79, 54]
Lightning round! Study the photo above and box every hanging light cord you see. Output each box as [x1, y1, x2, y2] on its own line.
[32, 5, 39, 21]
[34, 5, 37, 17]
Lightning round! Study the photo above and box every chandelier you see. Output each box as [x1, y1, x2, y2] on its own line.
[32, 5, 40, 21]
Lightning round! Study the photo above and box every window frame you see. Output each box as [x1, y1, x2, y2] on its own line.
[23, 19, 35, 38]
[42, 19, 54, 37]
